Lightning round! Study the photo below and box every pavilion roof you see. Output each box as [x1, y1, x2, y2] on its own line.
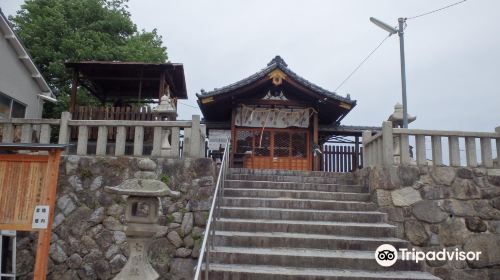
[65, 61, 187, 101]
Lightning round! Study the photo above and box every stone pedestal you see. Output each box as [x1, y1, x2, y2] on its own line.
[113, 238, 159, 280]
[387, 103, 416, 164]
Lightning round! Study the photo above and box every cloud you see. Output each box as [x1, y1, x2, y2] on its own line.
[5, 0, 499, 132]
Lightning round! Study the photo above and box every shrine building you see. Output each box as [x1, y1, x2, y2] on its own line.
[197, 56, 365, 171]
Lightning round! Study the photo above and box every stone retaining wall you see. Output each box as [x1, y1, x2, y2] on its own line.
[16, 155, 216, 280]
[359, 166, 500, 279]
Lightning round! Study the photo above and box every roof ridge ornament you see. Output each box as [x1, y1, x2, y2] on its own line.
[267, 55, 288, 67]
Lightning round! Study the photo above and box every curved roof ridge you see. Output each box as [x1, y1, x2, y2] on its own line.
[197, 56, 355, 105]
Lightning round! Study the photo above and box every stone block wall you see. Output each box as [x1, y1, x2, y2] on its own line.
[358, 166, 500, 279]
[16, 155, 216, 280]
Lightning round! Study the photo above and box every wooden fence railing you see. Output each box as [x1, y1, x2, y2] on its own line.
[0, 111, 206, 158]
[321, 145, 363, 173]
[363, 121, 500, 168]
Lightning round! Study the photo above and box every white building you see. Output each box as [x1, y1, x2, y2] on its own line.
[0, 9, 56, 119]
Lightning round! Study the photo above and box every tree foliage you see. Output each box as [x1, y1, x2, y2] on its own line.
[9, 0, 168, 117]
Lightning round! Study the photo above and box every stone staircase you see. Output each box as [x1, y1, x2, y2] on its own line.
[205, 168, 439, 280]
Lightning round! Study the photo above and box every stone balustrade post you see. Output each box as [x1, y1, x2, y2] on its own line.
[416, 135, 427, 166]
[431, 136, 443, 166]
[58, 111, 71, 145]
[76, 125, 88, 155]
[400, 133, 410, 165]
[1, 123, 14, 143]
[495, 126, 500, 168]
[133, 126, 144, 156]
[20, 124, 32, 143]
[362, 131, 371, 168]
[39, 124, 51, 144]
[465, 137, 478, 167]
[96, 126, 108, 156]
[200, 124, 207, 157]
[480, 137, 493, 168]
[448, 136, 460, 167]
[170, 127, 180, 157]
[382, 121, 394, 166]
[189, 115, 201, 157]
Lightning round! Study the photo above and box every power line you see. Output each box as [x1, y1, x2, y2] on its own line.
[407, 0, 467, 20]
[334, 34, 392, 92]
[178, 101, 199, 109]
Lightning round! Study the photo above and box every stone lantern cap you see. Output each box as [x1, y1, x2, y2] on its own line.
[388, 103, 416, 125]
[153, 93, 177, 115]
[105, 158, 179, 198]
[105, 179, 173, 197]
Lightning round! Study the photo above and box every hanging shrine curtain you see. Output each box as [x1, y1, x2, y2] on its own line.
[234, 106, 313, 128]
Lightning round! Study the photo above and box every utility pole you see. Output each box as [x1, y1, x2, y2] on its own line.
[370, 17, 409, 128]
[398, 18, 408, 128]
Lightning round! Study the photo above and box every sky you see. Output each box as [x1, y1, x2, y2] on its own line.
[1, 0, 499, 132]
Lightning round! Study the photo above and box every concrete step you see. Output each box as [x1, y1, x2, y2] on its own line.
[220, 207, 388, 223]
[223, 188, 370, 201]
[203, 264, 440, 280]
[215, 218, 396, 237]
[222, 197, 378, 211]
[210, 247, 422, 271]
[214, 231, 408, 251]
[225, 179, 367, 193]
[229, 168, 357, 178]
[226, 173, 358, 185]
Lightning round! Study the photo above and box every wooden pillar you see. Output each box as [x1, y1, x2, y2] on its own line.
[33, 149, 63, 280]
[69, 69, 78, 114]
[159, 70, 166, 99]
[353, 136, 359, 171]
[313, 112, 319, 171]
[230, 108, 236, 168]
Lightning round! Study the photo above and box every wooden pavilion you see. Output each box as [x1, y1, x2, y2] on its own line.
[63, 61, 188, 146]
[197, 56, 358, 171]
[65, 61, 187, 118]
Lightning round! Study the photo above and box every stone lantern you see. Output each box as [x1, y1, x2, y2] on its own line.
[388, 103, 416, 128]
[154, 88, 177, 121]
[388, 103, 416, 163]
[105, 159, 180, 280]
[154, 90, 177, 156]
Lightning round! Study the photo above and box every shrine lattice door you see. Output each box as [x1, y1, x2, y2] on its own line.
[234, 128, 310, 170]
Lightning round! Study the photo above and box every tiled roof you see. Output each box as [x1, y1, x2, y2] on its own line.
[197, 56, 355, 105]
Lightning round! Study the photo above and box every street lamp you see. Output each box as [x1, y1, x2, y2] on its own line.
[370, 17, 409, 128]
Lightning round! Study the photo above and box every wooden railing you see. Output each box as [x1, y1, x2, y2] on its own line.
[363, 121, 500, 168]
[321, 145, 363, 172]
[0, 112, 206, 158]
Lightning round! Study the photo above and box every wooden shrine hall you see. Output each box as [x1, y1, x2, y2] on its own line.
[198, 56, 360, 171]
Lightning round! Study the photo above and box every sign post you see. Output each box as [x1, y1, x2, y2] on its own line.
[0, 144, 67, 280]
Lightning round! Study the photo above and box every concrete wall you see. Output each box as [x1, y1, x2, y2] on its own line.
[15, 156, 216, 280]
[359, 165, 500, 280]
[0, 33, 43, 118]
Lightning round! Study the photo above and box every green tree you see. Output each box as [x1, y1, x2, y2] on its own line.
[9, 0, 168, 118]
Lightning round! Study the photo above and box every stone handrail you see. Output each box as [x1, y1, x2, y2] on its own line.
[363, 121, 500, 168]
[0, 118, 58, 144]
[0, 111, 207, 158]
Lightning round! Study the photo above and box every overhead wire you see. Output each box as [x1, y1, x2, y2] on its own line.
[334, 0, 467, 93]
[178, 101, 198, 109]
[407, 0, 467, 20]
[334, 34, 392, 92]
